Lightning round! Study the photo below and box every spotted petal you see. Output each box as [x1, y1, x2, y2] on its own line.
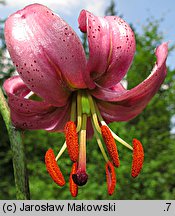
[78, 10, 135, 88]
[94, 42, 168, 122]
[3, 76, 70, 131]
[5, 4, 87, 106]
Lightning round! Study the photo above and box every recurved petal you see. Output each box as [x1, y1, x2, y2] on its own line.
[78, 10, 110, 88]
[94, 42, 168, 122]
[11, 105, 70, 132]
[3, 76, 70, 131]
[78, 10, 135, 88]
[5, 4, 87, 106]
[96, 100, 145, 122]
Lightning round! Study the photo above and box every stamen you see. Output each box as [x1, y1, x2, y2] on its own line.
[88, 94, 101, 133]
[131, 139, 144, 178]
[69, 162, 78, 197]
[70, 93, 77, 122]
[64, 121, 79, 162]
[92, 120, 109, 163]
[101, 125, 120, 168]
[106, 161, 116, 195]
[45, 148, 65, 186]
[94, 101, 133, 151]
[55, 141, 67, 161]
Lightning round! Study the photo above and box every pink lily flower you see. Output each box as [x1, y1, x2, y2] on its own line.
[3, 4, 168, 196]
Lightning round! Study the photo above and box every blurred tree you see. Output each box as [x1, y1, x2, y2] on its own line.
[0, 21, 15, 86]
[0, 0, 5, 5]
[105, 0, 116, 16]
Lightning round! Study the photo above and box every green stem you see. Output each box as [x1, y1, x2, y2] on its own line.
[0, 87, 30, 199]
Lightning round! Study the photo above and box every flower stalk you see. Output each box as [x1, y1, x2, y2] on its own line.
[0, 87, 30, 199]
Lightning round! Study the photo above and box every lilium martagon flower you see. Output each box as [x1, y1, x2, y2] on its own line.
[3, 4, 168, 197]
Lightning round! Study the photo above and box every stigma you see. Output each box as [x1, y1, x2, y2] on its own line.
[45, 90, 144, 197]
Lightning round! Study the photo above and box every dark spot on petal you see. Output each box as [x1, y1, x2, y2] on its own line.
[21, 14, 26, 19]
[22, 122, 27, 127]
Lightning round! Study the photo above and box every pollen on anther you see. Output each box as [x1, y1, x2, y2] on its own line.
[69, 162, 78, 197]
[106, 161, 116, 195]
[131, 139, 144, 178]
[101, 125, 120, 167]
[64, 121, 79, 162]
[45, 149, 65, 186]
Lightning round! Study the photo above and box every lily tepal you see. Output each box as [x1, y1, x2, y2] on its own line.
[4, 3, 168, 197]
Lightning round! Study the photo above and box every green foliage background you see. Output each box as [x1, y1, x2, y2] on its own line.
[0, 1, 175, 199]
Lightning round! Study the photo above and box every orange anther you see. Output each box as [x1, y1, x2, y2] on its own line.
[64, 121, 79, 162]
[101, 125, 120, 167]
[131, 139, 144, 178]
[106, 161, 116, 195]
[45, 148, 65, 186]
[69, 162, 78, 197]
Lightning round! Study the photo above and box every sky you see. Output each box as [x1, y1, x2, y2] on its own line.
[0, 0, 175, 69]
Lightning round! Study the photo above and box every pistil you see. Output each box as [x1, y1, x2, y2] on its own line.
[72, 113, 88, 186]
[76, 91, 82, 132]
